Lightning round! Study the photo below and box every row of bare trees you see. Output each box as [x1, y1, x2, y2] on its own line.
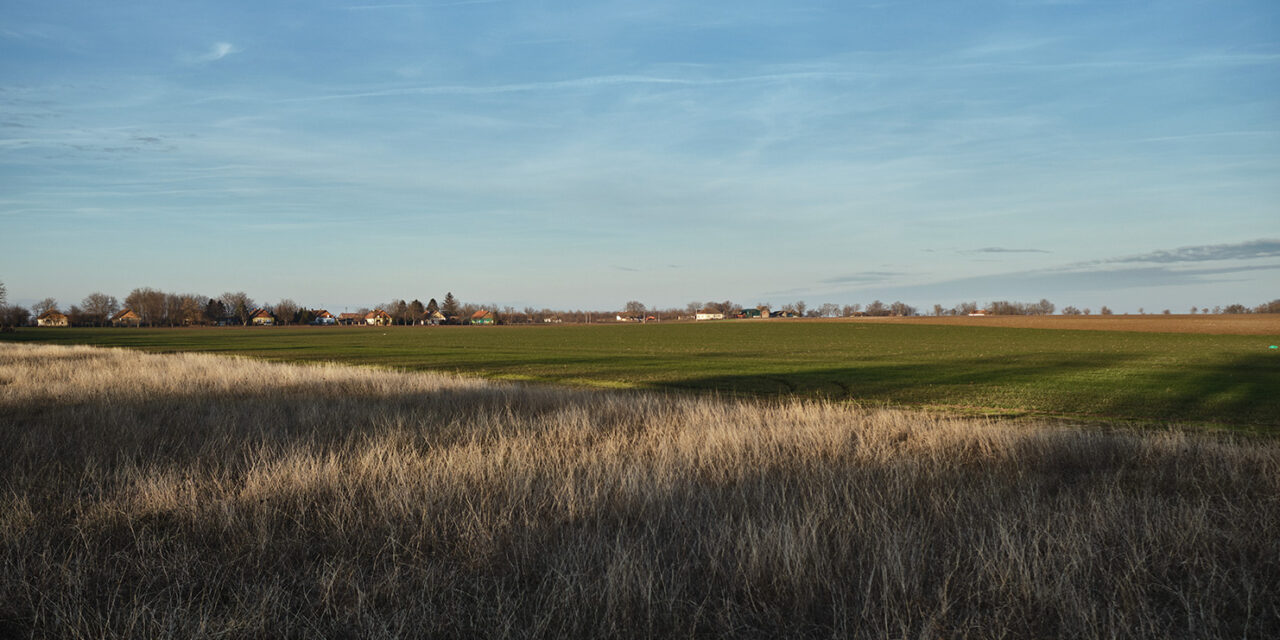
[3, 278, 1278, 328]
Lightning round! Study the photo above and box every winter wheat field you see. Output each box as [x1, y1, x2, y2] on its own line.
[1, 342, 1278, 638]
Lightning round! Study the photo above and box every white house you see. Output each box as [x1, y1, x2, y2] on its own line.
[311, 310, 337, 325]
[695, 310, 725, 321]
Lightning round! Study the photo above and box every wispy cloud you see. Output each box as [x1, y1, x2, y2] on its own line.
[343, 0, 505, 9]
[1099, 239, 1280, 264]
[962, 247, 1051, 255]
[190, 42, 239, 63]
[821, 271, 906, 285]
[278, 71, 850, 103]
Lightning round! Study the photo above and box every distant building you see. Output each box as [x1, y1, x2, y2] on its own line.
[36, 311, 69, 327]
[249, 308, 275, 326]
[110, 308, 141, 327]
[738, 308, 765, 319]
[421, 310, 446, 325]
[365, 309, 392, 326]
[696, 310, 725, 321]
[470, 309, 496, 325]
[311, 310, 337, 325]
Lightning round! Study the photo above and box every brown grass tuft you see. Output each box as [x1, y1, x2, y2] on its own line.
[1, 343, 1277, 638]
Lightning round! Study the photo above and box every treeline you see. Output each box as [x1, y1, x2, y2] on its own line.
[2, 278, 1277, 328]
[0, 287, 480, 327]
[677, 300, 918, 318]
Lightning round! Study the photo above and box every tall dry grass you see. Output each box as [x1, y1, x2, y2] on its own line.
[0, 343, 1277, 639]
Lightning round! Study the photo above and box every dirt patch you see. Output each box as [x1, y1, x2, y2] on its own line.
[840, 314, 1280, 335]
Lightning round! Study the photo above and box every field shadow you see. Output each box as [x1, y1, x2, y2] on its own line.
[654, 352, 1279, 429]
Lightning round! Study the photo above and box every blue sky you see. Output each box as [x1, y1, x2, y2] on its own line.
[2, 0, 1277, 313]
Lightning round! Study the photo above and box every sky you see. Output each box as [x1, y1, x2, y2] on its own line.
[1, 0, 1277, 313]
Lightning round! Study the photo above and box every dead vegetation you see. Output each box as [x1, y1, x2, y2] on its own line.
[1, 343, 1277, 638]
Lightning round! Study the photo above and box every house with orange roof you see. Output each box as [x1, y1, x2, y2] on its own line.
[470, 309, 495, 325]
[249, 308, 275, 326]
[365, 309, 392, 326]
[110, 308, 141, 327]
[36, 310, 70, 327]
[311, 310, 337, 325]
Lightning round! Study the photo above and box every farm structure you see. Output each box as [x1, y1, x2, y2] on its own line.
[36, 311, 70, 327]
[110, 309, 141, 327]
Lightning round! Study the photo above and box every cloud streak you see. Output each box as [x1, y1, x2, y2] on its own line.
[1101, 239, 1280, 264]
[962, 247, 1051, 255]
[821, 271, 906, 284]
[191, 42, 239, 63]
[277, 71, 852, 103]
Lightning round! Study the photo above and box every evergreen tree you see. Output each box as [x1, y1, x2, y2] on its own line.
[204, 299, 226, 324]
[441, 292, 459, 319]
[426, 298, 439, 314]
[409, 299, 425, 324]
[392, 299, 409, 325]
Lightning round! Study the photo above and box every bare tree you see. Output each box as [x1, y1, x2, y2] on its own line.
[125, 288, 167, 326]
[32, 298, 58, 317]
[889, 301, 916, 316]
[81, 293, 119, 326]
[624, 301, 646, 318]
[179, 294, 205, 325]
[793, 301, 807, 316]
[219, 292, 255, 326]
[842, 304, 861, 316]
[274, 299, 300, 325]
[1, 305, 30, 327]
[685, 301, 702, 316]
[385, 299, 409, 325]
[0, 280, 6, 308]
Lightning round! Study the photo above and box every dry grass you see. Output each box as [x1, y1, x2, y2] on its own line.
[1, 343, 1278, 639]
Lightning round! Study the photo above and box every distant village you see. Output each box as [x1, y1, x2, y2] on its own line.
[3, 282, 1277, 329]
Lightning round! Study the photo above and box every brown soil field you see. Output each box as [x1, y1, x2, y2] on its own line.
[842, 313, 1280, 335]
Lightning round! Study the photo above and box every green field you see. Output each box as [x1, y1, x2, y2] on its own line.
[5, 322, 1277, 429]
